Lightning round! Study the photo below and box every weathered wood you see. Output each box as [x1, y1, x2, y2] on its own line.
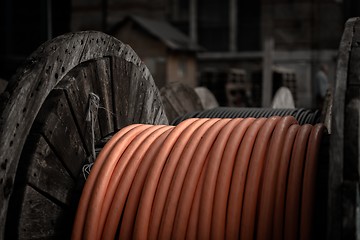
[33, 89, 87, 178]
[111, 52, 133, 129]
[329, 17, 360, 240]
[26, 134, 75, 206]
[341, 17, 360, 240]
[0, 31, 168, 239]
[93, 58, 114, 137]
[17, 185, 65, 239]
[128, 61, 142, 123]
[344, 99, 360, 181]
[74, 62, 102, 142]
[110, 45, 168, 129]
[4, 132, 78, 239]
[262, 37, 274, 107]
[160, 82, 203, 123]
[194, 86, 219, 110]
[55, 68, 100, 156]
[342, 181, 360, 240]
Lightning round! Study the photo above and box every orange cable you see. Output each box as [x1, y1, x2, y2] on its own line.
[171, 118, 231, 240]
[211, 118, 256, 239]
[133, 118, 207, 240]
[72, 117, 326, 240]
[100, 125, 173, 239]
[240, 116, 281, 240]
[148, 118, 211, 240]
[72, 124, 143, 240]
[197, 118, 244, 239]
[157, 118, 221, 240]
[118, 126, 173, 239]
[256, 116, 298, 240]
[84, 124, 153, 240]
[226, 118, 267, 240]
[300, 124, 326, 240]
[272, 124, 300, 240]
[284, 124, 312, 240]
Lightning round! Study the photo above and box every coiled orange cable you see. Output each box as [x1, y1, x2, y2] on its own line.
[257, 116, 297, 240]
[148, 118, 212, 240]
[272, 123, 300, 240]
[72, 117, 326, 240]
[72, 124, 144, 240]
[226, 118, 266, 240]
[300, 124, 326, 240]
[99, 125, 173, 239]
[118, 126, 173, 239]
[284, 124, 312, 240]
[212, 118, 255, 239]
[157, 118, 222, 240]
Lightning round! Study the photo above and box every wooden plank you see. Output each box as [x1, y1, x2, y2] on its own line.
[25, 134, 75, 206]
[161, 89, 184, 122]
[77, 62, 102, 143]
[342, 181, 360, 240]
[262, 37, 274, 107]
[229, 0, 237, 52]
[93, 57, 114, 137]
[111, 55, 133, 130]
[33, 89, 87, 178]
[128, 64, 143, 124]
[111, 46, 169, 129]
[56, 73, 92, 155]
[348, 48, 360, 87]
[190, 0, 197, 43]
[328, 17, 357, 240]
[346, 19, 360, 185]
[139, 87, 156, 124]
[344, 96, 360, 182]
[153, 105, 168, 126]
[160, 82, 203, 123]
[149, 82, 168, 125]
[56, 64, 101, 157]
[341, 18, 360, 240]
[17, 185, 66, 239]
[175, 83, 203, 112]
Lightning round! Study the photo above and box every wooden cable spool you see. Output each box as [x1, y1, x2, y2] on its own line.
[328, 17, 360, 240]
[160, 82, 204, 123]
[0, 31, 168, 239]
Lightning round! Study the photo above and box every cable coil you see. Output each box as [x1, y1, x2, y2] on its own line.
[72, 117, 325, 240]
[171, 107, 320, 126]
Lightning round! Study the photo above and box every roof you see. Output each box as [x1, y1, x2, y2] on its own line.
[112, 15, 203, 52]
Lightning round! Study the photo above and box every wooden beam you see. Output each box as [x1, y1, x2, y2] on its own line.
[229, 0, 237, 52]
[190, 0, 197, 43]
[262, 38, 274, 107]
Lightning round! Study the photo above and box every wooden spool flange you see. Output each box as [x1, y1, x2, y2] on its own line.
[0, 31, 168, 239]
[328, 17, 360, 240]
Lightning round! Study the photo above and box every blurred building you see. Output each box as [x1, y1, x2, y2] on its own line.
[169, 0, 345, 107]
[110, 15, 202, 88]
[1, 0, 360, 107]
[69, 0, 360, 107]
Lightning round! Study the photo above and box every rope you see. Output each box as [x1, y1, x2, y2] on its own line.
[86, 92, 100, 163]
[82, 93, 100, 180]
[72, 117, 326, 240]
